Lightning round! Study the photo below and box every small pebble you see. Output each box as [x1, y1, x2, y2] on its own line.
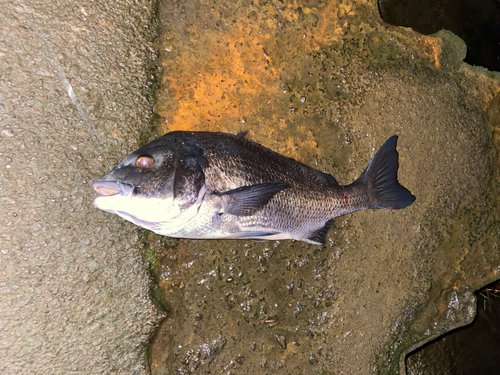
[1, 129, 14, 137]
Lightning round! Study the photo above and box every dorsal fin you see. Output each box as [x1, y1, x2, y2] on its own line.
[236, 131, 248, 138]
[321, 172, 338, 186]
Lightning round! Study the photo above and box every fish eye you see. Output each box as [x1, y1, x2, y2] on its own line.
[136, 155, 154, 168]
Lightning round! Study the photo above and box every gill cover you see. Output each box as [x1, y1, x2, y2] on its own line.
[173, 153, 206, 210]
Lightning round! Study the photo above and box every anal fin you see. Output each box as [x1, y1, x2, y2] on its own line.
[307, 219, 334, 245]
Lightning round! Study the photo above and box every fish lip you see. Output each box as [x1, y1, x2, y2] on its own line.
[93, 179, 134, 196]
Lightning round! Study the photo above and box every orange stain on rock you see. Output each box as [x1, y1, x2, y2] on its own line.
[419, 35, 442, 68]
[156, 0, 367, 160]
[161, 32, 280, 133]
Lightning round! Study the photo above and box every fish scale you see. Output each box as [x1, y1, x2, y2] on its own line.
[93, 131, 415, 245]
[200, 137, 352, 233]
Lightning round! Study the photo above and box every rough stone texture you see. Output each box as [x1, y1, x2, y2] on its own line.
[0, 0, 159, 373]
[149, 0, 500, 374]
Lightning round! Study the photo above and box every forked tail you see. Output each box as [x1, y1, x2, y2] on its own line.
[355, 136, 416, 210]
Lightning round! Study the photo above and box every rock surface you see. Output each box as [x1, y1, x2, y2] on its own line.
[149, 0, 500, 374]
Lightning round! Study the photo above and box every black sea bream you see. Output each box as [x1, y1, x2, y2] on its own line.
[93, 131, 415, 245]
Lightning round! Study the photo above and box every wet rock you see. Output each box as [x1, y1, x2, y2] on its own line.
[147, 0, 500, 374]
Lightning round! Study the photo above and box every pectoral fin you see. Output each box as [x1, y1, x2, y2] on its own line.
[215, 182, 290, 216]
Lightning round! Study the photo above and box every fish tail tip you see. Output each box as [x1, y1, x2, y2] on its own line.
[360, 136, 416, 210]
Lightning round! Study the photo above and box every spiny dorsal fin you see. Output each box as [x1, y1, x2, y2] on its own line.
[236, 131, 248, 138]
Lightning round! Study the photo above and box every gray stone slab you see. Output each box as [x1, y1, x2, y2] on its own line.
[0, 0, 158, 373]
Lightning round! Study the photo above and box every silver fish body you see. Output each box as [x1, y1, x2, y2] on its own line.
[93, 131, 415, 245]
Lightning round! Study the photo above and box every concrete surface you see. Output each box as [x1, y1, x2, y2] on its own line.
[0, 0, 159, 373]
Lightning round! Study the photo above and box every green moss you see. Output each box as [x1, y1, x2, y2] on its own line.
[138, 229, 179, 314]
[381, 333, 412, 375]
[139, 0, 163, 147]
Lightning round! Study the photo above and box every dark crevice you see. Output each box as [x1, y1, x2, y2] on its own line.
[406, 280, 500, 374]
[379, 0, 500, 71]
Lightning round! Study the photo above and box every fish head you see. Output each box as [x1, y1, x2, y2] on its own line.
[92, 134, 207, 233]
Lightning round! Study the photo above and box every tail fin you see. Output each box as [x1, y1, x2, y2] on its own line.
[357, 136, 415, 209]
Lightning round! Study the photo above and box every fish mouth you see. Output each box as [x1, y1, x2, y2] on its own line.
[92, 180, 134, 196]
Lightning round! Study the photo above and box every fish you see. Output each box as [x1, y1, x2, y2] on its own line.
[92, 131, 415, 245]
